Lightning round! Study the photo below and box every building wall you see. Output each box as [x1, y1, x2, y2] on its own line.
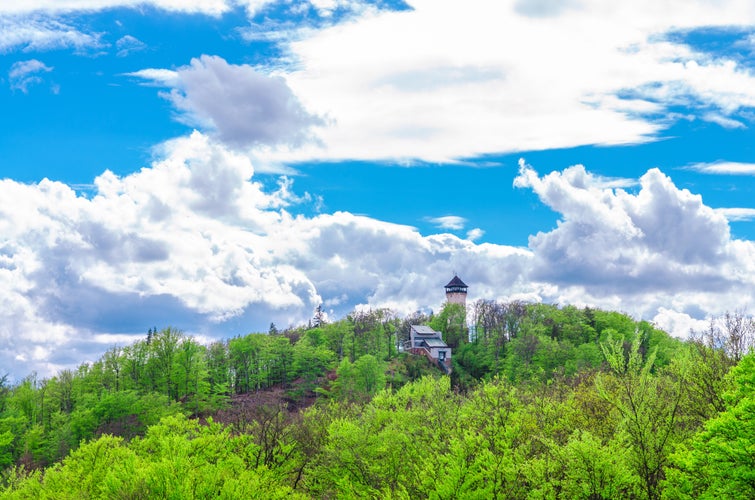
[446, 291, 467, 305]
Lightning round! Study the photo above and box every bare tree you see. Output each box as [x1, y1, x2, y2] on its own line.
[722, 310, 755, 361]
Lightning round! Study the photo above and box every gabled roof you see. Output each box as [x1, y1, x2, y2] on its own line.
[445, 275, 468, 288]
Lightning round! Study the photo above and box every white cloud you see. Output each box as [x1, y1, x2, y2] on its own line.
[115, 34, 146, 57]
[717, 208, 755, 222]
[689, 161, 755, 175]
[514, 159, 755, 323]
[245, 0, 755, 164]
[8, 59, 52, 92]
[5, 2, 755, 165]
[0, 17, 103, 53]
[236, 0, 277, 16]
[132, 55, 323, 148]
[0, 0, 381, 18]
[513, 0, 581, 18]
[0, 0, 230, 16]
[652, 307, 709, 339]
[0, 132, 526, 379]
[701, 112, 746, 129]
[466, 228, 485, 241]
[428, 215, 466, 230]
[27, 1, 752, 165]
[2, 134, 753, 380]
[0, 132, 532, 379]
[126, 68, 180, 87]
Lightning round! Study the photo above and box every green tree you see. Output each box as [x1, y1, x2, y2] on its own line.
[430, 302, 467, 349]
[330, 355, 386, 402]
[206, 340, 231, 406]
[265, 336, 294, 387]
[149, 327, 183, 399]
[292, 338, 335, 394]
[311, 376, 456, 498]
[597, 333, 686, 500]
[557, 429, 637, 499]
[434, 377, 533, 499]
[174, 337, 211, 414]
[664, 353, 755, 499]
[2, 415, 305, 499]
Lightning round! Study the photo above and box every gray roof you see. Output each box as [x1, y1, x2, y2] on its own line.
[445, 275, 468, 288]
[411, 325, 440, 336]
[424, 338, 448, 348]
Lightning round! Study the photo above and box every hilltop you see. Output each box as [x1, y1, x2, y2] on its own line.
[1, 303, 753, 499]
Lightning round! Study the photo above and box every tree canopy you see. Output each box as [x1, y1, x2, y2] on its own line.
[1, 304, 752, 499]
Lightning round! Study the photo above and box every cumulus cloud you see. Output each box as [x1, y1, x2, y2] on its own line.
[0, 133, 316, 379]
[0, 132, 523, 379]
[2, 134, 753, 379]
[8, 59, 52, 92]
[132, 55, 323, 148]
[514, 159, 755, 331]
[652, 307, 709, 339]
[0, 133, 532, 379]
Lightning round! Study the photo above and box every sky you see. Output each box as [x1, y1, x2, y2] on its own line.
[1, 0, 755, 380]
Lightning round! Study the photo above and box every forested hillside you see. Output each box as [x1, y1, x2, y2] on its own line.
[1, 303, 753, 499]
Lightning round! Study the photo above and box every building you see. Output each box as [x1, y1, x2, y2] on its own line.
[405, 275, 469, 373]
[444, 275, 468, 306]
[409, 325, 452, 374]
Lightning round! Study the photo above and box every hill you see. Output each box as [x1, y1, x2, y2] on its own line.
[1, 304, 753, 499]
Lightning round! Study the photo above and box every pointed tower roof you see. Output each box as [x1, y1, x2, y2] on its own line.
[445, 275, 468, 288]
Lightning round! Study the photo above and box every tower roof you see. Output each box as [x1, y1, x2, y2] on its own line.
[445, 275, 468, 288]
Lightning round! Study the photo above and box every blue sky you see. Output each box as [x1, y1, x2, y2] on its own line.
[1, 0, 755, 379]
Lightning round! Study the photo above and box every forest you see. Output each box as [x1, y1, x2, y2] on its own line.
[0, 301, 754, 499]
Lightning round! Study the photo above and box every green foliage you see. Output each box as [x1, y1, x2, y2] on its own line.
[0, 432, 13, 471]
[556, 429, 637, 499]
[664, 353, 755, 499]
[293, 338, 336, 385]
[597, 333, 687, 500]
[2, 415, 306, 499]
[458, 302, 676, 385]
[0, 306, 745, 500]
[330, 354, 386, 402]
[309, 377, 457, 498]
[345, 308, 399, 362]
[429, 302, 467, 348]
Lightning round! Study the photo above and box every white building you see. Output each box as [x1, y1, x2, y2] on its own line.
[409, 325, 452, 373]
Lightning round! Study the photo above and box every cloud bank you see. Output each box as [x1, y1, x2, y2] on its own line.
[1, 133, 753, 379]
[259, 0, 755, 164]
[85, 0, 755, 167]
[514, 160, 755, 321]
[7, 1, 755, 165]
